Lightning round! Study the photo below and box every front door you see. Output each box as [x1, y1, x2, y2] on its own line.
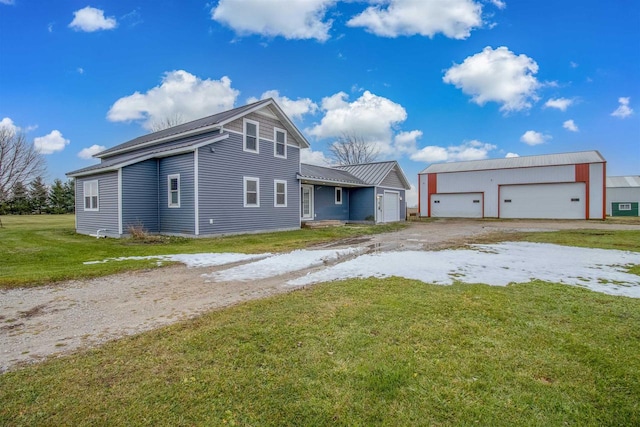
[301, 185, 314, 220]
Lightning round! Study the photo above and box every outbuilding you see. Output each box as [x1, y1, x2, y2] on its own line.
[606, 176, 640, 217]
[418, 150, 606, 220]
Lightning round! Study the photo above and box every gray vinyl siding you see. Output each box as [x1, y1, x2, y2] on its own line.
[376, 186, 406, 221]
[312, 186, 350, 221]
[121, 159, 159, 233]
[381, 169, 407, 189]
[75, 171, 119, 237]
[226, 111, 305, 148]
[159, 153, 195, 235]
[197, 131, 300, 235]
[349, 187, 375, 221]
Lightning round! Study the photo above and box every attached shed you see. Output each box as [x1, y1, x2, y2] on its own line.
[418, 151, 606, 220]
[606, 176, 640, 216]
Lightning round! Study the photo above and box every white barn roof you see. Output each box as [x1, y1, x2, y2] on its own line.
[420, 150, 605, 174]
[607, 176, 640, 188]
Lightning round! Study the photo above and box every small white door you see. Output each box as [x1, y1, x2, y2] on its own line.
[382, 191, 400, 222]
[301, 185, 314, 220]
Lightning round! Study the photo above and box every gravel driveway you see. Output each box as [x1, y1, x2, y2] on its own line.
[2, 219, 638, 373]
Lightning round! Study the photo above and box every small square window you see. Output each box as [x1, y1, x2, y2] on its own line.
[619, 203, 632, 211]
[168, 174, 180, 208]
[274, 128, 286, 158]
[244, 177, 260, 207]
[274, 180, 287, 207]
[244, 119, 259, 153]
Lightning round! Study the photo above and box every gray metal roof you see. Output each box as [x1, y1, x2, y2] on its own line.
[420, 150, 606, 174]
[335, 161, 411, 189]
[607, 176, 640, 188]
[298, 164, 367, 186]
[95, 98, 309, 159]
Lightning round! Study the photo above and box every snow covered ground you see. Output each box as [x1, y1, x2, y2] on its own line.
[86, 243, 640, 298]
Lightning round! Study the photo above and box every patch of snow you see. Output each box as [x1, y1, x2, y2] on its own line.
[287, 242, 640, 298]
[83, 253, 270, 268]
[203, 248, 362, 281]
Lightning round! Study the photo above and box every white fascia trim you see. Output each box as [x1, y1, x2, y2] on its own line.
[117, 168, 123, 235]
[69, 134, 229, 178]
[194, 148, 199, 236]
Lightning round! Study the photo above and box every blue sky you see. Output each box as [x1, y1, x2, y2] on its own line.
[1, 0, 638, 205]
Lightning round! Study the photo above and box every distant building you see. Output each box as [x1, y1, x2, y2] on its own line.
[418, 151, 606, 219]
[606, 176, 640, 217]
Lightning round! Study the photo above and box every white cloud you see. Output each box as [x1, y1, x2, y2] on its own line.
[247, 90, 318, 120]
[0, 117, 19, 134]
[69, 6, 117, 32]
[563, 119, 578, 132]
[33, 130, 70, 154]
[410, 139, 496, 162]
[489, 0, 506, 9]
[300, 148, 332, 166]
[405, 184, 418, 208]
[570, 61, 579, 68]
[77, 67, 84, 75]
[544, 97, 573, 111]
[611, 97, 633, 119]
[520, 130, 551, 146]
[394, 130, 422, 154]
[211, 0, 335, 41]
[443, 46, 540, 113]
[107, 70, 240, 130]
[505, 152, 519, 158]
[78, 144, 106, 159]
[347, 0, 483, 39]
[0, 0, 15, 5]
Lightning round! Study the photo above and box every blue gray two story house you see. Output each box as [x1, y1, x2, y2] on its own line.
[67, 98, 310, 237]
[298, 161, 411, 223]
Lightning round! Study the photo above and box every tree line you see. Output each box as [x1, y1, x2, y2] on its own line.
[0, 176, 75, 215]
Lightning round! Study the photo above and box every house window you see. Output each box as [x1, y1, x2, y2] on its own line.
[619, 203, 632, 211]
[274, 180, 287, 207]
[274, 128, 286, 158]
[335, 187, 343, 205]
[244, 177, 260, 207]
[83, 180, 99, 211]
[244, 119, 259, 153]
[168, 174, 180, 208]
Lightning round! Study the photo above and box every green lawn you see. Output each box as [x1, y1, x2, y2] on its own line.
[1, 279, 639, 426]
[1, 215, 639, 425]
[0, 214, 404, 288]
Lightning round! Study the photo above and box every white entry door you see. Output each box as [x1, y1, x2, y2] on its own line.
[382, 191, 400, 222]
[301, 185, 314, 220]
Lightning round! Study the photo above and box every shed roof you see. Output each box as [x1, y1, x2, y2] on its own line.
[335, 161, 412, 189]
[298, 164, 367, 186]
[606, 176, 640, 188]
[420, 150, 605, 174]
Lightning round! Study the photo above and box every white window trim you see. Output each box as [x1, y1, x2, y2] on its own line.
[335, 187, 343, 205]
[274, 127, 287, 159]
[274, 179, 287, 207]
[244, 176, 260, 207]
[83, 180, 99, 211]
[168, 174, 180, 208]
[619, 203, 632, 211]
[243, 118, 259, 153]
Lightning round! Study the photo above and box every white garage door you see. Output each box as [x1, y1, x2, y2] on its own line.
[382, 192, 400, 222]
[431, 193, 483, 218]
[500, 183, 585, 219]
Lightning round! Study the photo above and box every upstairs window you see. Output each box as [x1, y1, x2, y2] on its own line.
[244, 119, 259, 153]
[83, 180, 99, 211]
[335, 187, 343, 205]
[274, 128, 287, 158]
[244, 177, 260, 207]
[274, 180, 287, 207]
[168, 174, 180, 208]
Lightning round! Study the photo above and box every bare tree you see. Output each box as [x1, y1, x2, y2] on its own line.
[0, 127, 46, 204]
[328, 133, 380, 165]
[148, 113, 186, 133]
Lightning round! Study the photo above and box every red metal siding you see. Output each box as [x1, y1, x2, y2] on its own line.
[427, 173, 437, 217]
[575, 164, 590, 218]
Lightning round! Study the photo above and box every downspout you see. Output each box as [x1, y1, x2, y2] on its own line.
[157, 159, 160, 232]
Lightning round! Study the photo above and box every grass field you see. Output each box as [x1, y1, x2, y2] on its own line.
[1, 215, 639, 425]
[0, 215, 404, 288]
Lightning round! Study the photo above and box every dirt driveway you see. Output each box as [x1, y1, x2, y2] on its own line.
[2, 219, 638, 373]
